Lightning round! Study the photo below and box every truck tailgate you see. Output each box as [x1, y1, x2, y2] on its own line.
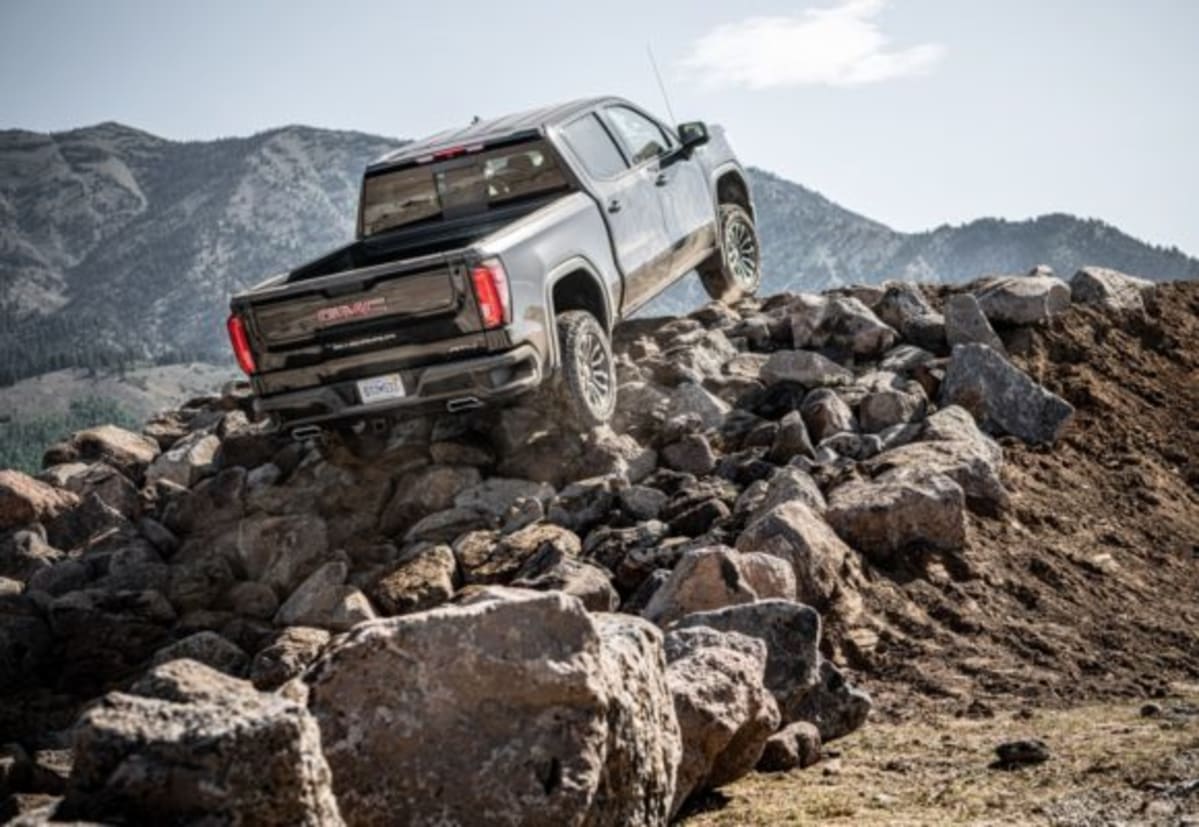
[235, 251, 489, 383]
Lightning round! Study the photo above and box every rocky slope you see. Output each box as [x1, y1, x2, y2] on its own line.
[1, 266, 1197, 824]
[4, 123, 1199, 383]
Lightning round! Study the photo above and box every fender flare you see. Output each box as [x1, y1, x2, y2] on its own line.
[541, 255, 615, 370]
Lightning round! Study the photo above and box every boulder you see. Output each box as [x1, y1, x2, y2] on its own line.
[150, 630, 249, 676]
[250, 627, 331, 691]
[800, 389, 857, 442]
[945, 293, 1006, 353]
[237, 514, 330, 596]
[642, 546, 757, 626]
[826, 473, 967, 560]
[305, 590, 681, 827]
[511, 542, 619, 611]
[662, 433, 717, 476]
[275, 562, 376, 632]
[858, 389, 926, 433]
[0, 471, 79, 532]
[453, 477, 555, 519]
[761, 351, 852, 388]
[757, 721, 822, 771]
[941, 343, 1075, 444]
[674, 600, 822, 722]
[65, 425, 160, 481]
[736, 501, 852, 612]
[666, 382, 731, 430]
[403, 506, 492, 544]
[367, 543, 458, 615]
[737, 552, 798, 601]
[222, 580, 279, 620]
[168, 554, 236, 614]
[1070, 266, 1156, 313]
[663, 627, 780, 815]
[64, 664, 342, 825]
[145, 432, 221, 489]
[0, 529, 62, 582]
[618, 486, 669, 521]
[972, 275, 1071, 325]
[379, 465, 482, 536]
[458, 522, 580, 585]
[875, 283, 945, 350]
[789, 659, 872, 742]
[866, 438, 1008, 512]
[766, 411, 814, 464]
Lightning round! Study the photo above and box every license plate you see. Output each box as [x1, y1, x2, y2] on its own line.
[357, 373, 406, 404]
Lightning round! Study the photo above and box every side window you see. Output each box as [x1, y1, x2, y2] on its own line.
[561, 114, 629, 180]
[604, 106, 672, 165]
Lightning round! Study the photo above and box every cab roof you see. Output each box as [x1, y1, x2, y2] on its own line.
[366, 96, 624, 174]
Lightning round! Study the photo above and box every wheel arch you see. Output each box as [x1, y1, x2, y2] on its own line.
[543, 257, 614, 370]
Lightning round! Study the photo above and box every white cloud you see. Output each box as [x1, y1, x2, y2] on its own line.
[678, 0, 945, 90]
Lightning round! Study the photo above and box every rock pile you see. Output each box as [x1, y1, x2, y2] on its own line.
[0, 266, 1153, 824]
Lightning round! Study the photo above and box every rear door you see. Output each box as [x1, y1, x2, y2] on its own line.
[558, 112, 673, 313]
[601, 105, 717, 279]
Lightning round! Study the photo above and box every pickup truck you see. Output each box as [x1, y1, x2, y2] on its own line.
[227, 96, 760, 438]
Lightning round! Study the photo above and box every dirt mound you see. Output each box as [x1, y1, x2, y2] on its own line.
[857, 281, 1199, 713]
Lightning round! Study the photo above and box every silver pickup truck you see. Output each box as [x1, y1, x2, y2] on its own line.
[227, 96, 760, 437]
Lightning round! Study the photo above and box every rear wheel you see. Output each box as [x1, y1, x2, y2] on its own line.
[698, 204, 761, 303]
[554, 310, 616, 429]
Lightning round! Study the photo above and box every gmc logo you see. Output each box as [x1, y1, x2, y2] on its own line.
[316, 298, 387, 324]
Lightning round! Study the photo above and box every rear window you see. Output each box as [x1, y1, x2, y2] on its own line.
[361, 140, 570, 237]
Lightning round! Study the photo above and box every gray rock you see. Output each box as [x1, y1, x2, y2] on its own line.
[305, 590, 681, 827]
[48, 589, 176, 691]
[618, 485, 669, 521]
[458, 522, 580, 585]
[867, 437, 1008, 512]
[367, 543, 458, 616]
[767, 411, 814, 464]
[151, 630, 249, 676]
[511, 541, 619, 611]
[663, 627, 780, 815]
[222, 580, 279, 620]
[826, 473, 967, 560]
[790, 660, 873, 742]
[761, 351, 852, 387]
[736, 501, 853, 612]
[674, 600, 822, 723]
[662, 433, 717, 476]
[666, 382, 731, 430]
[941, 343, 1075, 444]
[380, 465, 482, 536]
[0, 470, 79, 533]
[800, 388, 857, 442]
[236, 514, 330, 596]
[757, 721, 822, 771]
[642, 546, 757, 626]
[1070, 266, 1156, 313]
[274, 562, 375, 632]
[737, 552, 797, 601]
[859, 389, 926, 433]
[875, 283, 945, 350]
[0, 529, 62, 582]
[250, 626, 331, 691]
[453, 477, 555, 519]
[66, 666, 343, 825]
[972, 275, 1071, 325]
[145, 432, 220, 489]
[403, 506, 491, 545]
[65, 425, 160, 482]
[878, 344, 935, 374]
[167, 554, 235, 614]
[945, 293, 1006, 353]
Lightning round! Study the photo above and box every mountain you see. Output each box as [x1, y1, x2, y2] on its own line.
[2, 123, 1197, 383]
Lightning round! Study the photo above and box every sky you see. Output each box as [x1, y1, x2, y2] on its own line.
[1, 0, 1197, 254]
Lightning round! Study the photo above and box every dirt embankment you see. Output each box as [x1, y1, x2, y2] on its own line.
[853, 281, 1199, 714]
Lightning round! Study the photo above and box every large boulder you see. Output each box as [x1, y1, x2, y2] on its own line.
[945, 293, 1005, 353]
[642, 546, 757, 626]
[874, 283, 945, 350]
[826, 473, 967, 559]
[63, 661, 343, 825]
[972, 275, 1071, 325]
[145, 432, 221, 489]
[800, 388, 857, 442]
[736, 501, 852, 612]
[940, 343, 1075, 444]
[236, 514, 331, 596]
[761, 351, 852, 388]
[63, 425, 160, 482]
[663, 627, 780, 816]
[305, 590, 681, 827]
[674, 600, 822, 723]
[1069, 266, 1156, 313]
[0, 471, 79, 532]
[866, 437, 1008, 512]
[379, 465, 482, 536]
[274, 562, 376, 632]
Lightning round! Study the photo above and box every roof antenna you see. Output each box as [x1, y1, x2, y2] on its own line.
[647, 44, 677, 125]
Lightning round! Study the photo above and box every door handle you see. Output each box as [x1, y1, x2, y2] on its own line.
[607, 199, 622, 213]
[654, 172, 669, 186]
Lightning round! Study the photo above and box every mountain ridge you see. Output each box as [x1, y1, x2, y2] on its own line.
[2, 121, 1196, 384]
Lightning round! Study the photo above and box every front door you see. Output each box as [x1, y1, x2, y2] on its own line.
[558, 113, 673, 314]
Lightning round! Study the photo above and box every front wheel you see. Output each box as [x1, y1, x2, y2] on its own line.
[697, 204, 761, 303]
[554, 310, 616, 429]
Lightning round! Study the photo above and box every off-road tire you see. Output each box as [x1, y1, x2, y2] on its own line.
[554, 310, 616, 429]
[698, 204, 762, 303]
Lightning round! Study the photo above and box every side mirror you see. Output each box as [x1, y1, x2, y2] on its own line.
[677, 121, 710, 151]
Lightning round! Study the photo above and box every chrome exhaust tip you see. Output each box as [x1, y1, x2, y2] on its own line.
[446, 396, 483, 413]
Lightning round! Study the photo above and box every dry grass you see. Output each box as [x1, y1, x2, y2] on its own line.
[682, 686, 1199, 826]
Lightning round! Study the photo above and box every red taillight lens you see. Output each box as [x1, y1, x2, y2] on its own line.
[470, 259, 510, 330]
[226, 314, 257, 375]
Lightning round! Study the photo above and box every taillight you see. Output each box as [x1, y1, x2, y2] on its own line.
[226, 314, 257, 375]
[470, 259, 511, 330]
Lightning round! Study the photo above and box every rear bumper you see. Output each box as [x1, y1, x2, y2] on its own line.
[254, 343, 543, 429]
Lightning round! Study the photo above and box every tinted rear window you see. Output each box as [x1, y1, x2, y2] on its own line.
[561, 115, 629, 180]
[361, 140, 570, 237]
